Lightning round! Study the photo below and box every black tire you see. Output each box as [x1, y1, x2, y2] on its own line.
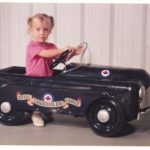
[0, 101, 25, 125]
[86, 99, 126, 137]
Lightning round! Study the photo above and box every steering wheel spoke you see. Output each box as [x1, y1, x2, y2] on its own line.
[50, 50, 70, 69]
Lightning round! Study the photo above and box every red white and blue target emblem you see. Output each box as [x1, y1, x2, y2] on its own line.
[44, 94, 53, 102]
[101, 70, 110, 77]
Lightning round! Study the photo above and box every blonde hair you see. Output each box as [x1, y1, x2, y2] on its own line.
[27, 13, 55, 33]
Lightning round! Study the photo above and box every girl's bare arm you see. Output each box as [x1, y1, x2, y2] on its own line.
[39, 48, 64, 58]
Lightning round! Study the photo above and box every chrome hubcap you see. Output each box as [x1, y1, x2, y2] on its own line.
[97, 109, 110, 123]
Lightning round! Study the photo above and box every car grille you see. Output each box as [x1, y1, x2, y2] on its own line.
[140, 86, 150, 109]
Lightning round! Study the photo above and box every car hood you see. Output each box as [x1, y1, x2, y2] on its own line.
[64, 63, 150, 87]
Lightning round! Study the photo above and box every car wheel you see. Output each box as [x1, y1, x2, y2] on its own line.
[0, 101, 25, 125]
[86, 99, 126, 137]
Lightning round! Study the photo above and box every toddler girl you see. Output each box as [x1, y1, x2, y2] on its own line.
[26, 13, 84, 127]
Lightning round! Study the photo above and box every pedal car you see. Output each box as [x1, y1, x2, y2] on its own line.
[0, 43, 150, 137]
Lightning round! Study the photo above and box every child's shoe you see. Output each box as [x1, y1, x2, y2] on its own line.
[31, 111, 45, 127]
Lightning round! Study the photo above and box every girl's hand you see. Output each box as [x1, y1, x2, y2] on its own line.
[73, 46, 84, 55]
[62, 45, 84, 57]
[62, 46, 74, 52]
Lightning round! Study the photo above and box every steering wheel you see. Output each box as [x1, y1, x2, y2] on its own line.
[50, 50, 71, 68]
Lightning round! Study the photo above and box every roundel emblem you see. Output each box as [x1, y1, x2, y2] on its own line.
[44, 94, 53, 102]
[101, 70, 110, 77]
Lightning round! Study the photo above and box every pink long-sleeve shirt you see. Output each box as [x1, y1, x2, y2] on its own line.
[25, 41, 57, 77]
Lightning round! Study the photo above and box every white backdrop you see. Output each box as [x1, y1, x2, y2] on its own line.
[0, 3, 150, 73]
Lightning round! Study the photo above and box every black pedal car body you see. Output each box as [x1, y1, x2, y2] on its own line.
[0, 62, 150, 137]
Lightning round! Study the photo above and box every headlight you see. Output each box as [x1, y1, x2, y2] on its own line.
[0, 102, 11, 113]
[139, 86, 146, 99]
